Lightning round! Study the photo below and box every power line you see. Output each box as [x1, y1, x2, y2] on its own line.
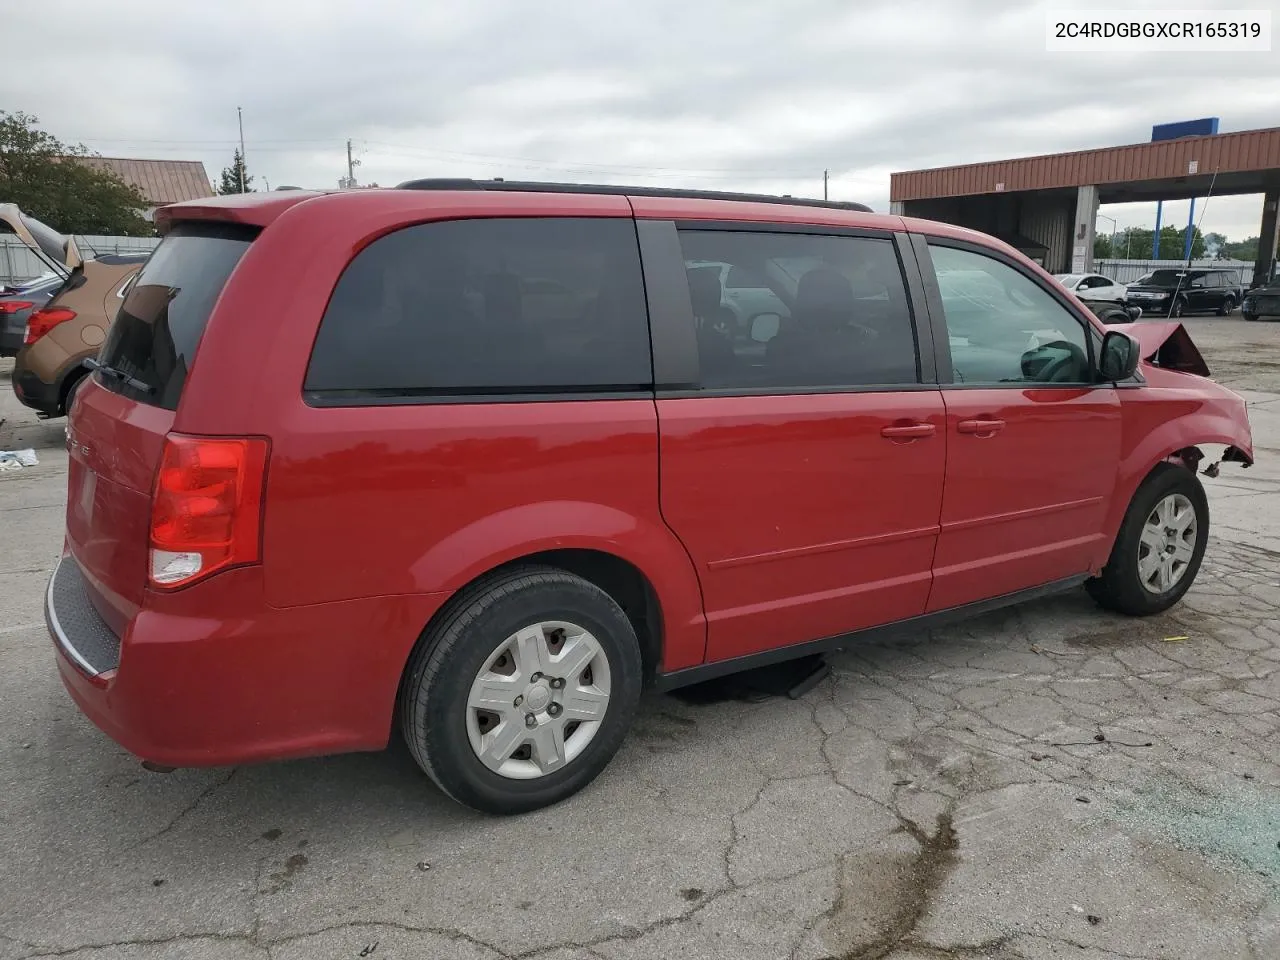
[360, 140, 823, 179]
[67, 136, 341, 145]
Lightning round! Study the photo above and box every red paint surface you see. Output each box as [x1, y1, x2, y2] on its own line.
[657, 391, 945, 661]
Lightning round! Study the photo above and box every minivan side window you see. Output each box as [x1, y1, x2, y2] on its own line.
[305, 218, 652, 399]
[675, 230, 918, 390]
[929, 244, 1091, 385]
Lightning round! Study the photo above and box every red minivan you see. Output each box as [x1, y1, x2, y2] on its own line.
[47, 181, 1254, 814]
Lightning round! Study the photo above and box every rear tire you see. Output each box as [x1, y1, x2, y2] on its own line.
[398, 566, 642, 815]
[1086, 463, 1208, 616]
[1218, 296, 1235, 316]
[60, 369, 88, 418]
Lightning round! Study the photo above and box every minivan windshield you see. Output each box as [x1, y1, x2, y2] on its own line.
[95, 222, 256, 410]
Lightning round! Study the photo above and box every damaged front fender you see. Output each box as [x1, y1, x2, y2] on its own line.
[1127, 321, 1211, 378]
[1096, 340, 1254, 560]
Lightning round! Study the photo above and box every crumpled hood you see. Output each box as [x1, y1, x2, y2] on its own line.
[1129, 322, 1211, 377]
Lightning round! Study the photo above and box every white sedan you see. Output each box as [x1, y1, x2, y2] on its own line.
[1054, 273, 1128, 303]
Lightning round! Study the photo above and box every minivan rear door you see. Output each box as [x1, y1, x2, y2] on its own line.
[63, 222, 256, 633]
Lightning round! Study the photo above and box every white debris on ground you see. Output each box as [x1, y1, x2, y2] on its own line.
[0, 448, 38, 471]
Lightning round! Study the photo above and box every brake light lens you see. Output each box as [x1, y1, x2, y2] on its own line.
[0, 300, 34, 314]
[24, 307, 76, 345]
[149, 434, 269, 589]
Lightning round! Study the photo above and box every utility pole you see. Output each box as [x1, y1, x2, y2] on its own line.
[345, 139, 360, 188]
[823, 170, 829, 201]
[237, 106, 247, 193]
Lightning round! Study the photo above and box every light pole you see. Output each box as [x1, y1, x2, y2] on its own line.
[1096, 213, 1118, 267]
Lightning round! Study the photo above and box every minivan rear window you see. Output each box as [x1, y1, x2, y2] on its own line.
[96, 222, 256, 410]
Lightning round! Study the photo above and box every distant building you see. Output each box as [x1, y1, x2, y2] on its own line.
[71, 157, 214, 221]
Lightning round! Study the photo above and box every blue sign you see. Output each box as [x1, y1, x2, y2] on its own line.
[1151, 118, 1219, 142]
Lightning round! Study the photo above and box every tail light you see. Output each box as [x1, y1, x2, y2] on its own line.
[25, 307, 77, 345]
[149, 434, 269, 589]
[0, 300, 34, 314]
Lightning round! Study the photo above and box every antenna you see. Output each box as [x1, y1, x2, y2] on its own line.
[237, 107, 247, 193]
[1167, 169, 1219, 311]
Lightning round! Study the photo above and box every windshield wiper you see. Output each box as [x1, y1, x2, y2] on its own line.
[85, 357, 154, 395]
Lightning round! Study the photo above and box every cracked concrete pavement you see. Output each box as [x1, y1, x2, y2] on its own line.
[2, 317, 1278, 960]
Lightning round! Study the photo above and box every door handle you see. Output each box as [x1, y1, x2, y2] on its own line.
[880, 422, 937, 440]
[957, 418, 1006, 436]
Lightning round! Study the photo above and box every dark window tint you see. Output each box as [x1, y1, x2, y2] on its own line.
[305, 217, 651, 398]
[676, 230, 917, 390]
[930, 244, 1090, 385]
[97, 222, 255, 410]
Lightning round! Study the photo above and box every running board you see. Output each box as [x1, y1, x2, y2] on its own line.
[655, 574, 1090, 692]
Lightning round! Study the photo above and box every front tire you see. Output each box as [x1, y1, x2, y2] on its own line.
[1218, 296, 1235, 316]
[1169, 297, 1186, 318]
[1243, 310, 1258, 322]
[399, 566, 642, 815]
[1087, 463, 1208, 616]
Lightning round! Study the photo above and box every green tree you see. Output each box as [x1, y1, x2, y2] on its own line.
[1222, 236, 1259, 261]
[0, 110, 150, 236]
[1113, 225, 1205, 260]
[217, 148, 254, 194]
[1092, 234, 1113, 259]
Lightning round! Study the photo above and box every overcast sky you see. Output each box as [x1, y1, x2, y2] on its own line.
[7, 0, 1279, 243]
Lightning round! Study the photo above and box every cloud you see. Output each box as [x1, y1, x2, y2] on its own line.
[5, 0, 1278, 237]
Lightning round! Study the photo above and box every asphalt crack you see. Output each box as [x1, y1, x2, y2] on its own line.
[135, 768, 238, 846]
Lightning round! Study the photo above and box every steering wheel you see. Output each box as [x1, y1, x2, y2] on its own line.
[1031, 341, 1086, 383]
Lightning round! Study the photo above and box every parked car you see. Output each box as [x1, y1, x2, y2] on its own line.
[2, 204, 148, 417]
[1, 273, 63, 357]
[1054, 273, 1128, 304]
[1242, 279, 1280, 321]
[1, 269, 60, 295]
[48, 181, 1254, 815]
[1125, 268, 1243, 317]
[685, 258, 791, 334]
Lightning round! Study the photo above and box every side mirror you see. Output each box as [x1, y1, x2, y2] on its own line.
[1125, 305, 1143, 320]
[750, 313, 781, 343]
[1099, 330, 1140, 381]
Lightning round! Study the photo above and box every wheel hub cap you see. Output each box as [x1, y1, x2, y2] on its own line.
[524, 682, 552, 713]
[465, 620, 613, 780]
[1138, 493, 1197, 594]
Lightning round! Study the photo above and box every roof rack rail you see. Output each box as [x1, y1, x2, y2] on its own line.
[394, 178, 874, 213]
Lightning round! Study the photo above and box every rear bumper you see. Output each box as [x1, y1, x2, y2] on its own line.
[47, 557, 122, 677]
[1243, 293, 1280, 317]
[0, 318, 23, 356]
[12, 364, 59, 414]
[49, 556, 450, 767]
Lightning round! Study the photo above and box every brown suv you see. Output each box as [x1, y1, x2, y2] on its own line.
[1, 205, 147, 418]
